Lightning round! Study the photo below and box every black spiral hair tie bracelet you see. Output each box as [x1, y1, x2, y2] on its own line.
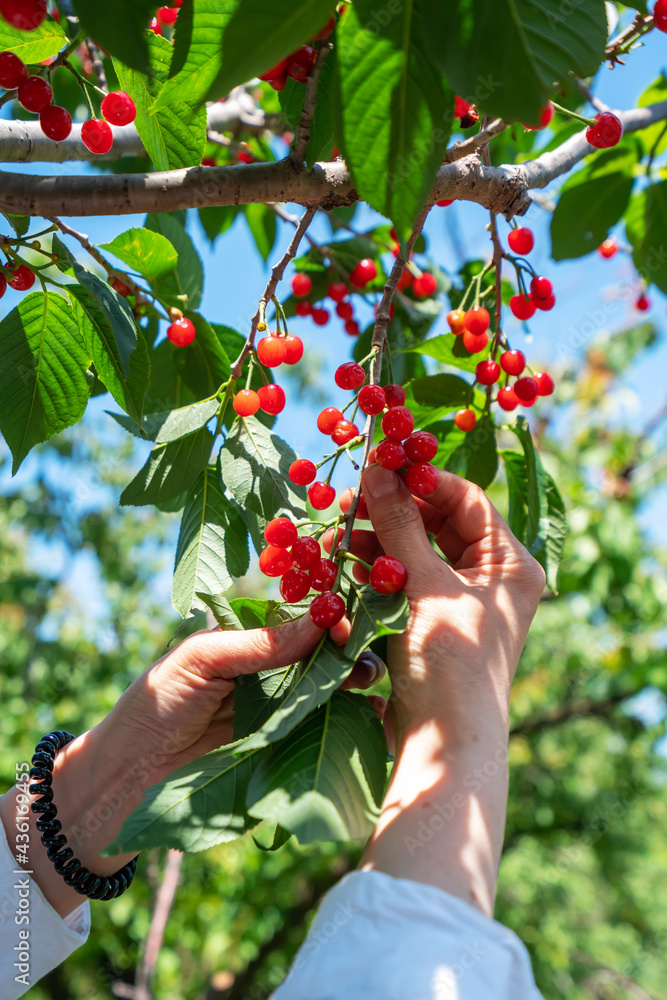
[29, 731, 138, 900]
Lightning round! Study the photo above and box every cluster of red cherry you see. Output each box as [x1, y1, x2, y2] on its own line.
[290, 260, 379, 336]
[258, 514, 407, 628]
[149, 1, 182, 33]
[258, 15, 337, 90]
[0, 46, 136, 152]
[0, 261, 35, 298]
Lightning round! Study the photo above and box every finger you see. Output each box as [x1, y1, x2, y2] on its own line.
[342, 651, 386, 691]
[329, 615, 351, 647]
[362, 464, 437, 576]
[366, 694, 388, 723]
[186, 613, 323, 678]
[409, 465, 511, 551]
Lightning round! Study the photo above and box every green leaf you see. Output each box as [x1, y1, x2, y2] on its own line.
[411, 373, 472, 410]
[172, 314, 231, 400]
[508, 417, 567, 593]
[234, 665, 298, 742]
[198, 205, 241, 244]
[346, 588, 409, 662]
[219, 419, 307, 549]
[550, 146, 637, 260]
[108, 745, 260, 853]
[400, 333, 489, 372]
[239, 639, 355, 751]
[244, 203, 277, 263]
[334, 3, 452, 241]
[426, 0, 608, 124]
[2, 214, 30, 238]
[246, 692, 387, 843]
[114, 32, 206, 171]
[0, 17, 66, 62]
[501, 449, 529, 543]
[626, 180, 667, 295]
[146, 213, 203, 310]
[99, 229, 178, 284]
[445, 413, 498, 490]
[0, 292, 90, 474]
[172, 467, 249, 616]
[109, 397, 220, 443]
[637, 74, 667, 157]
[253, 824, 292, 852]
[119, 428, 213, 507]
[152, 0, 338, 111]
[69, 288, 149, 424]
[71, 0, 155, 71]
[279, 50, 337, 168]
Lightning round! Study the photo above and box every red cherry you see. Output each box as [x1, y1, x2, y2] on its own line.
[598, 238, 618, 259]
[497, 386, 519, 411]
[454, 95, 471, 118]
[157, 4, 179, 24]
[462, 329, 488, 354]
[381, 406, 414, 441]
[286, 45, 317, 83]
[384, 384, 406, 408]
[335, 361, 365, 390]
[201, 157, 217, 167]
[534, 293, 555, 312]
[436, 198, 453, 207]
[464, 306, 490, 336]
[291, 273, 312, 298]
[308, 481, 335, 510]
[585, 112, 623, 149]
[0, 273, 5, 299]
[268, 71, 288, 92]
[264, 517, 298, 548]
[376, 439, 407, 471]
[17, 75, 52, 112]
[404, 430, 438, 463]
[476, 360, 501, 385]
[0, 52, 27, 90]
[522, 102, 554, 130]
[312, 307, 330, 326]
[331, 419, 359, 446]
[317, 407, 344, 434]
[336, 301, 353, 320]
[101, 91, 136, 127]
[295, 301, 312, 317]
[233, 389, 260, 416]
[446, 309, 466, 334]
[289, 459, 317, 485]
[309, 558, 338, 592]
[405, 462, 439, 497]
[500, 350, 526, 376]
[292, 536, 320, 571]
[530, 275, 552, 301]
[81, 119, 114, 155]
[39, 105, 72, 141]
[654, 0, 667, 31]
[454, 409, 477, 432]
[514, 377, 538, 404]
[370, 555, 408, 595]
[0, 0, 47, 30]
[533, 371, 555, 397]
[283, 335, 304, 364]
[310, 14, 337, 40]
[509, 294, 535, 320]
[112, 277, 131, 296]
[397, 267, 413, 291]
[345, 320, 360, 336]
[167, 317, 196, 347]
[374, 302, 394, 321]
[358, 385, 385, 415]
[280, 567, 311, 603]
[257, 335, 286, 367]
[636, 294, 650, 311]
[413, 272, 437, 299]
[259, 545, 293, 577]
[355, 494, 370, 519]
[507, 228, 534, 255]
[257, 383, 286, 415]
[309, 592, 345, 628]
[328, 281, 348, 302]
[259, 58, 288, 82]
[349, 258, 378, 288]
[7, 264, 35, 291]
[149, 17, 162, 34]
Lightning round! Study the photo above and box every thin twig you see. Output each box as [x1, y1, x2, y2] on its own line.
[443, 118, 508, 163]
[229, 206, 316, 378]
[135, 850, 183, 997]
[336, 204, 432, 555]
[86, 39, 108, 93]
[291, 43, 332, 167]
[47, 216, 145, 299]
[605, 13, 653, 64]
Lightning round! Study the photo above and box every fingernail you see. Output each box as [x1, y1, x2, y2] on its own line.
[357, 651, 383, 683]
[364, 464, 399, 499]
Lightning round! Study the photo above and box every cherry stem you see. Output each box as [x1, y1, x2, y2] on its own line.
[339, 552, 373, 572]
[549, 100, 595, 127]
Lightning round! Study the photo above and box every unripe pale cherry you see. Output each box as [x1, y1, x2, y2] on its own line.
[404, 430, 438, 463]
[283, 335, 303, 365]
[376, 438, 407, 471]
[358, 385, 385, 415]
[81, 119, 114, 155]
[381, 405, 414, 441]
[257, 384, 286, 415]
[507, 228, 534, 255]
[291, 272, 312, 298]
[17, 75, 52, 112]
[500, 350, 526, 376]
[349, 258, 377, 288]
[454, 408, 477, 432]
[464, 305, 490, 335]
[259, 545, 293, 577]
[233, 389, 260, 416]
[39, 105, 72, 141]
[384, 384, 406, 408]
[0, 52, 27, 90]
[309, 558, 338, 592]
[370, 555, 408, 595]
[167, 317, 196, 347]
[509, 294, 535, 320]
[476, 360, 500, 385]
[404, 462, 439, 497]
[309, 591, 345, 628]
[289, 459, 316, 485]
[101, 91, 137, 126]
[280, 567, 311, 603]
[514, 376, 538, 403]
[308, 481, 335, 510]
[534, 371, 555, 396]
[264, 517, 298, 548]
[257, 335, 286, 367]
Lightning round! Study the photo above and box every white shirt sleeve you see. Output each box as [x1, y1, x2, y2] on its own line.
[0, 804, 90, 1000]
[272, 870, 544, 1000]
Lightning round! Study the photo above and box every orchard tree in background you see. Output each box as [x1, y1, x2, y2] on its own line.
[1, 1, 667, 996]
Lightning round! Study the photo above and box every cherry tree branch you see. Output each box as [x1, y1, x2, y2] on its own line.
[1, 100, 666, 219]
[291, 42, 332, 167]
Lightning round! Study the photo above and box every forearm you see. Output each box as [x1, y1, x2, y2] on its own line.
[360, 719, 510, 916]
[0, 721, 144, 919]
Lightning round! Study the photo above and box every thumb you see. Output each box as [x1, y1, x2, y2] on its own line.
[362, 464, 434, 572]
[185, 613, 324, 678]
